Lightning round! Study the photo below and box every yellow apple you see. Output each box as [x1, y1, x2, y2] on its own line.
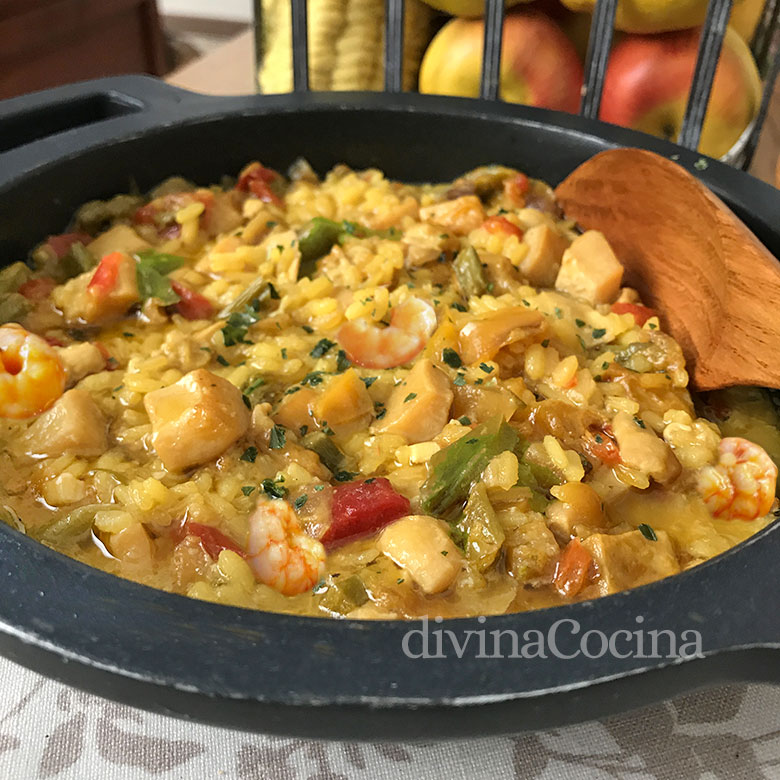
[560, 0, 762, 35]
[419, 10, 584, 112]
[600, 26, 762, 159]
[418, 0, 531, 18]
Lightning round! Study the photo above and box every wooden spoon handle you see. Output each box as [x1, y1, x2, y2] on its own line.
[555, 148, 780, 391]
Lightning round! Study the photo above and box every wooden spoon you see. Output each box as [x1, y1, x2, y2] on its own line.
[554, 148, 780, 391]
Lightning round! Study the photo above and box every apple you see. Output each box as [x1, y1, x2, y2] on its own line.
[418, 0, 531, 18]
[730, 0, 764, 42]
[419, 10, 584, 113]
[600, 26, 762, 159]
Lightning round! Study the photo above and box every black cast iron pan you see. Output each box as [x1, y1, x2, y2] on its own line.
[0, 76, 777, 739]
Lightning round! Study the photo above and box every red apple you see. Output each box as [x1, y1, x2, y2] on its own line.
[419, 10, 584, 113]
[600, 26, 762, 158]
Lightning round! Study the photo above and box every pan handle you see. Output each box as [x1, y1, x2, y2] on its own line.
[0, 76, 212, 157]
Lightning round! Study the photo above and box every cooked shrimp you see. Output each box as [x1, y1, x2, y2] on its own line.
[246, 499, 326, 595]
[0, 323, 66, 419]
[698, 437, 777, 521]
[337, 296, 437, 369]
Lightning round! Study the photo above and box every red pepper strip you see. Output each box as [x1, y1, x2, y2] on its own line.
[170, 281, 214, 320]
[583, 426, 622, 466]
[87, 252, 124, 296]
[46, 232, 91, 259]
[237, 162, 284, 207]
[483, 216, 524, 239]
[186, 521, 247, 560]
[18, 277, 56, 300]
[504, 172, 530, 205]
[553, 539, 594, 598]
[321, 477, 410, 548]
[610, 302, 656, 327]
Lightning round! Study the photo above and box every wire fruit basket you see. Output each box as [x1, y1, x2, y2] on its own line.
[256, 0, 780, 171]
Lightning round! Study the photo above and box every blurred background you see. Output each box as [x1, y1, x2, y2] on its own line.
[2, 0, 778, 181]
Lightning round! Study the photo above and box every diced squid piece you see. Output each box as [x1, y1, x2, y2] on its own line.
[520, 224, 569, 287]
[611, 411, 681, 484]
[144, 369, 250, 472]
[582, 529, 680, 596]
[377, 358, 453, 443]
[21, 388, 108, 458]
[378, 515, 462, 595]
[554, 230, 623, 305]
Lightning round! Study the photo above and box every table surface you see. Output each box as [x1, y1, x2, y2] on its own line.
[7, 29, 778, 780]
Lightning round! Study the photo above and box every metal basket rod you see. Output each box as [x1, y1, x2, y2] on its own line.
[752, 0, 780, 72]
[742, 49, 780, 168]
[385, 0, 406, 92]
[678, 0, 733, 150]
[480, 0, 505, 100]
[290, 0, 309, 92]
[580, 0, 618, 119]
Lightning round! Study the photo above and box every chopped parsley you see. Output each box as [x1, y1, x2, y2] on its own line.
[694, 158, 709, 171]
[222, 299, 263, 346]
[134, 250, 184, 306]
[239, 446, 258, 463]
[442, 347, 462, 369]
[453, 374, 466, 386]
[404, 393, 417, 403]
[294, 494, 308, 511]
[241, 485, 256, 496]
[594, 434, 603, 444]
[280, 347, 288, 359]
[375, 407, 387, 420]
[554, 307, 563, 319]
[333, 470, 358, 482]
[216, 355, 229, 367]
[479, 362, 494, 374]
[261, 478, 287, 499]
[302, 324, 314, 334]
[301, 371, 324, 386]
[269, 425, 286, 449]
[575, 318, 585, 328]
[458, 416, 471, 426]
[541, 339, 549, 348]
[450, 302, 467, 312]
[336, 350, 351, 372]
[122, 331, 134, 338]
[244, 376, 266, 395]
[638, 523, 657, 542]
[592, 328, 607, 339]
[310, 338, 335, 358]
[633, 416, 646, 429]
[241, 394, 252, 409]
[362, 376, 378, 388]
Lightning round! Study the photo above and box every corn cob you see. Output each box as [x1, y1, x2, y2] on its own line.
[259, 0, 435, 94]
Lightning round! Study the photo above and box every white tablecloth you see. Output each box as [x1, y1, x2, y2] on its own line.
[0, 656, 777, 779]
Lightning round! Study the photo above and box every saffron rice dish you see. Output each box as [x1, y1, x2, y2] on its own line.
[0, 161, 777, 618]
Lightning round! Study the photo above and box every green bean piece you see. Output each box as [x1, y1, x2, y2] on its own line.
[455, 482, 504, 572]
[420, 415, 519, 518]
[218, 277, 272, 318]
[453, 245, 487, 298]
[319, 574, 369, 615]
[37, 504, 104, 547]
[0, 262, 32, 295]
[302, 431, 345, 473]
[298, 217, 342, 278]
[0, 293, 33, 324]
[0, 505, 24, 533]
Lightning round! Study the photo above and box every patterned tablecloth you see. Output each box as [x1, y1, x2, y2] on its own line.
[0, 655, 777, 779]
